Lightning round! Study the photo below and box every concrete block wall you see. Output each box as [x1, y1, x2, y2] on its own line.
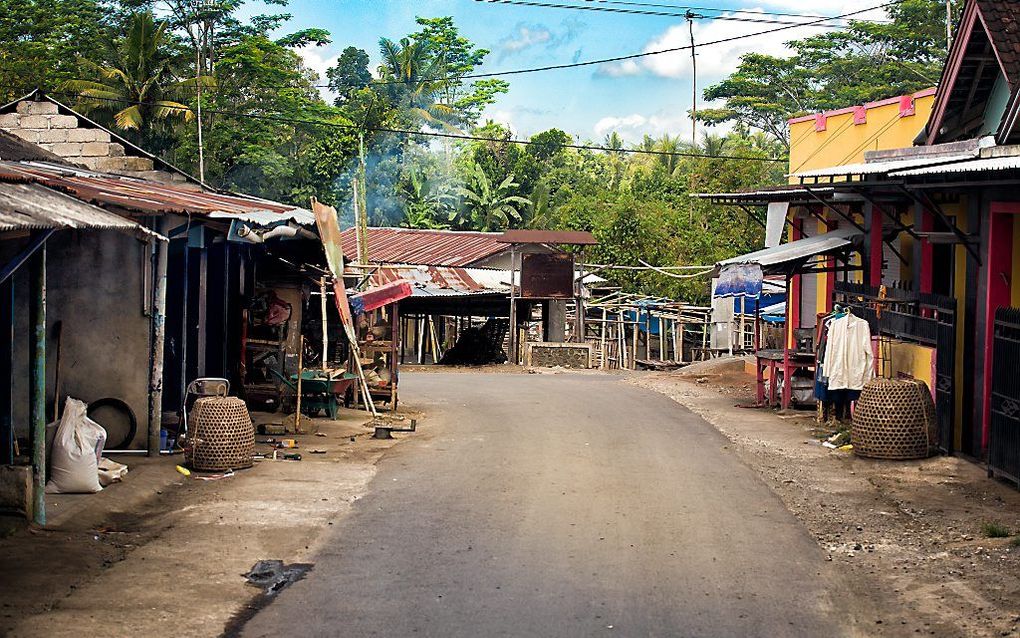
[2, 100, 156, 175]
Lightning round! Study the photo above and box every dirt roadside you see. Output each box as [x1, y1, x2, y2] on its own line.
[0, 406, 424, 638]
[632, 360, 1020, 638]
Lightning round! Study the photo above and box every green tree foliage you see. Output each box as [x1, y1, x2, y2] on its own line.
[63, 13, 198, 133]
[326, 47, 373, 105]
[454, 162, 530, 231]
[0, 0, 114, 100]
[701, 0, 958, 146]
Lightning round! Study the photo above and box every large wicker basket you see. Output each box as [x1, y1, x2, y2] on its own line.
[185, 396, 254, 471]
[852, 378, 936, 460]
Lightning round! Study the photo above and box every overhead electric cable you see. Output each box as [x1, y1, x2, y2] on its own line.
[171, 0, 903, 93]
[574, 0, 890, 22]
[38, 90, 786, 163]
[475, 0, 878, 28]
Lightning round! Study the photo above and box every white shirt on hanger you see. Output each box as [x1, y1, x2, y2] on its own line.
[823, 313, 875, 391]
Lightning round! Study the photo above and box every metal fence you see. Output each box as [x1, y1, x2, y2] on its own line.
[990, 308, 1020, 486]
[833, 281, 956, 453]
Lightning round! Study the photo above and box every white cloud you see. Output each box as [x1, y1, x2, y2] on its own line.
[497, 19, 587, 61]
[593, 112, 692, 143]
[598, 4, 890, 83]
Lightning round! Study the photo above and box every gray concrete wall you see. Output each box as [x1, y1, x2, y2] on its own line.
[6, 230, 152, 448]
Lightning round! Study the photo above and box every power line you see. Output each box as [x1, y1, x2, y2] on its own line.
[474, 0, 881, 28]
[41, 90, 786, 163]
[573, 0, 890, 22]
[171, 0, 902, 93]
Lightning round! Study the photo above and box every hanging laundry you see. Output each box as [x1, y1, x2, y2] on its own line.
[823, 312, 874, 391]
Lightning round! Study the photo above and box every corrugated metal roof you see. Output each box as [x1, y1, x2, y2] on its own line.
[358, 264, 510, 297]
[340, 227, 509, 267]
[718, 227, 860, 270]
[0, 161, 313, 225]
[498, 229, 597, 245]
[691, 185, 835, 201]
[0, 181, 163, 237]
[793, 153, 977, 179]
[890, 154, 1020, 176]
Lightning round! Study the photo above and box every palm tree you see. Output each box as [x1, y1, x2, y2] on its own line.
[655, 134, 685, 175]
[455, 163, 529, 231]
[523, 182, 554, 229]
[377, 37, 458, 132]
[700, 132, 728, 157]
[63, 12, 205, 131]
[401, 169, 453, 229]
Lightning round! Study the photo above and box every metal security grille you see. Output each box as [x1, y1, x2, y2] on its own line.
[989, 308, 1020, 486]
[833, 281, 956, 453]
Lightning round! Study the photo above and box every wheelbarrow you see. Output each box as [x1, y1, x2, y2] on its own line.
[268, 368, 358, 419]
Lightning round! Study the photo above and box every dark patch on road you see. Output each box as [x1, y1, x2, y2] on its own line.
[221, 561, 313, 638]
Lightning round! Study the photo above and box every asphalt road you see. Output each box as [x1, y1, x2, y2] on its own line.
[240, 372, 846, 638]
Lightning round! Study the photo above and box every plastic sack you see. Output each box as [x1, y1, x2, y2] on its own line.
[97, 458, 128, 487]
[46, 397, 107, 494]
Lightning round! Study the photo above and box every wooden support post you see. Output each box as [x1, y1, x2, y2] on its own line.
[29, 244, 45, 526]
[658, 316, 665, 361]
[678, 317, 685, 363]
[320, 278, 328, 369]
[1, 277, 11, 465]
[631, 310, 638, 369]
[600, 307, 608, 369]
[618, 310, 626, 369]
[148, 226, 168, 457]
[644, 313, 651, 359]
[295, 335, 304, 434]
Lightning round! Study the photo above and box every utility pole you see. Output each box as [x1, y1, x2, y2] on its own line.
[946, 0, 953, 50]
[355, 132, 370, 267]
[686, 11, 702, 148]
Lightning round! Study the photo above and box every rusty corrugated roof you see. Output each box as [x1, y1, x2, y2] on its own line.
[340, 227, 508, 266]
[0, 181, 164, 238]
[498, 229, 597, 245]
[352, 264, 510, 297]
[0, 161, 313, 225]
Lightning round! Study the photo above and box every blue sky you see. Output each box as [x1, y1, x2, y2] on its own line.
[251, 0, 886, 143]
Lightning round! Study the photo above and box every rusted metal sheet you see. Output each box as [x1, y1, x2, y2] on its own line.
[0, 182, 156, 232]
[339, 227, 507, 266]
[355, 264, 510, 297]
[498, 229, 597, 245]
[0, 161, 313, 225]
[520, 253, 575, 299]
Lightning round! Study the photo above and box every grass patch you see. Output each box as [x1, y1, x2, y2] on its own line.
[981, 522, 1012, 538]
[1010, 536, 1020, 548]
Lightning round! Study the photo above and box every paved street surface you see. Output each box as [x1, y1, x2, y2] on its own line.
[241, 373, 846, 637]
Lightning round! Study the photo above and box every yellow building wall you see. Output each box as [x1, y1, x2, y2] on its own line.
[788, 89, 936, 182]
[885, 341, 936, 393]
[947, 201, 967, 452]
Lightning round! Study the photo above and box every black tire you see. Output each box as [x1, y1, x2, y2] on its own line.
[87, 397, 138, 450]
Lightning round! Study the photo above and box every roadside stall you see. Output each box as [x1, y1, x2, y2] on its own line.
[714, 227, 863, 410]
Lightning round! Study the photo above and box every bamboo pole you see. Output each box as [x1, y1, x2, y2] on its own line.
[147, 225, 168, 457]
[30, 245, 45, 526]
[295, 335, 304, 434]
[631, 309, 638, 368]
[658, 316, 665, 361]
[320, 278, 328, 369]
[600, 307, 608, 369]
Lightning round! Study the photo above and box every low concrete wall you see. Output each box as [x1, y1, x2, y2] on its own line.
[526, 342, 593, 368]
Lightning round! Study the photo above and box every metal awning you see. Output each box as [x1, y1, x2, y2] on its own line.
[716, 227, 861, 274]
[792, 154, 977, 181]
[691, 185, 835, 205]
[891, 154, 1020, 176]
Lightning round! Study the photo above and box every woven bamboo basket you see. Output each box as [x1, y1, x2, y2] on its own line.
[185, 396, 254, 471]
[851, 378, 936, 460]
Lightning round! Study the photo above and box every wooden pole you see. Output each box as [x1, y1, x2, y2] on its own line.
[618, 310, 626, 369]
[148, 225, 168, 456]
[658, 316, 665, 361]
[320, 278, 329, 369]
[600, 307, 608, 369]
[30, 244, 45, 525]
[631, 309, 638, 368]
[678, 316, 685, 363]
[295, 335, 304, 434]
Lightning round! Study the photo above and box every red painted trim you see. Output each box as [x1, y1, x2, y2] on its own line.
[814, 113, 827, 132]
[927, 3, 981, 144]
[788, 88, 938, 125]
[899, 95, 916, 117]
[853, 106, 867, 125]
[823, 211, 836, 312]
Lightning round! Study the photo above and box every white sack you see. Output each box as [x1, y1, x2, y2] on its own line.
[46, 397, 107, 494]
[97, 458, 129, 487]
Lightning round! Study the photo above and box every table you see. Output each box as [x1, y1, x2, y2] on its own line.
[755, 348, 815, 410]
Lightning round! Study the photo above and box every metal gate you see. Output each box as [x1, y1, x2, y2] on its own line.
[931, 295, 956, 454]
[989, 308, 1020, 486]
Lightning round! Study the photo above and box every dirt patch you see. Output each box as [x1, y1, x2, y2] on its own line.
[633, 371, 1020, 638]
